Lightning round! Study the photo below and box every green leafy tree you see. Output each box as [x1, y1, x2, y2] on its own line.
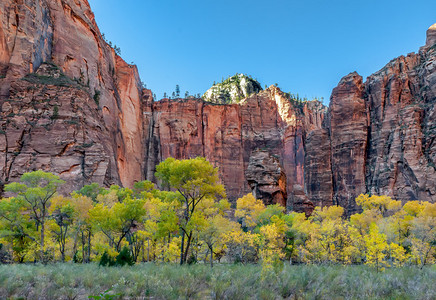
[5, 171, 64, 260]
[116, 245, 135, 266]
[0, 197, 37, 262]
[155, 157, 226, 264]
[89, 197, 147, 254]
[75, 183, 104, 202]
[49, 196, 75, 262]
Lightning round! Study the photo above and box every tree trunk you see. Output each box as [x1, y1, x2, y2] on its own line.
[40, 220, 45, 262]
[183, 233, 193, 264]
[210, 245, 213, 268]
[142, 240, 145, 262]
[87, 228, 91, 263]
[147, 239, 150, 262]
[72, 228, 80, 261]
[60, 226, 65, 263]
[180, 231, 185, 265]
[81, 231, 85, 264]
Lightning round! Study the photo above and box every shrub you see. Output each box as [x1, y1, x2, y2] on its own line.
[99, 252, 115, 267]
[187, 254, 197, 265]
[0, 244, 11, 264]
[115, 246, 134, 266]
[99, 247, 134, 267]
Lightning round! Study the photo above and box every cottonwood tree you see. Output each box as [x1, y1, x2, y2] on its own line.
[199, 201, 237, 267]
[0, 196, 37, 262]
[409, 202, 436, 268]
[89, 197, 147, 254]
[70, 194, 94, 263]
[155, 157, 226, 264]
[364, 223, 389, 272]
[5, 170, 64, 261]
[48, 196, 75, 262]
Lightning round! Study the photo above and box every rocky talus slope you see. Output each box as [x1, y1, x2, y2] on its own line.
[0, 0, 435, 215]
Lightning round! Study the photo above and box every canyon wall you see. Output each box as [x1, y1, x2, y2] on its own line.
[143, 88, 323, 210]
[0, 0, 435, 214]
[0, 0, 147, 195]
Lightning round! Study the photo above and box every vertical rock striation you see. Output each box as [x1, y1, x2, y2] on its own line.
[329, 72, 368, 215]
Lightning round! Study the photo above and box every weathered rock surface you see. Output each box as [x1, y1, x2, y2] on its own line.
[0, 0, 146, 194]
[304, 128, 333, 208]
[245, 150, 287, 207]
[289, 185, 315, 217]
[327, 24, 436, 211]
[0, 1, 435, 215]
[364, 45, 436, 204]
[427, 23, 436, 47]
[0, 63, 118, 194]
[330, 72, 368, 215]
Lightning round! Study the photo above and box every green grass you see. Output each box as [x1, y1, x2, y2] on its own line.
[0, 263, 435, 299]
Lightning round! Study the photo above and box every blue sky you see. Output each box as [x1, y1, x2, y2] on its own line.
[88, 0, 436, 103]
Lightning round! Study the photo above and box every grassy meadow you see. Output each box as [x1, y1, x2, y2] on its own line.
[0, 263, 435, 299]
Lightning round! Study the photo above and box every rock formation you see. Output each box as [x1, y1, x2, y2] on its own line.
[289, 185, 315, 217]
[203, 74, 263, 104]
[245, 150, 287, 207]
[329, 72, 368, 215]
[0, 0, 148, 195]
[0, 1, 435, 215]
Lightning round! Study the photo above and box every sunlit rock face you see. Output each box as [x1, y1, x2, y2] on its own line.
[0, 0, 435, 216]
[426, 23, 436, 47]
[203, 74, 263, 104]
[0, 0, 147, 193]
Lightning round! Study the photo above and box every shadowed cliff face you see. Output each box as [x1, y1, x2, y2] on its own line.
[330, 72, 368, 215]
[327, 29, 436, 213]
[0, 0, 435, 215]
[364, 47, 436, 204]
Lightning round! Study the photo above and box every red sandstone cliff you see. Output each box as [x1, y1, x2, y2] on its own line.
[0, 0, 435, 215]
[0, 0, 147, 194]
[144, 87, 319, 208]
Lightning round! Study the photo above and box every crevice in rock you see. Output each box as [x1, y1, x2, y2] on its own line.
[56, 142, 75, 157]
[60, 163, 81, 175]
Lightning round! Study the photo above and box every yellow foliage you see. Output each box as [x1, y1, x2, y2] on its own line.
[311, 205, 344, 222]
[389, 242, 407, 267]
[3, 166, 436, 269]
[364, 223, 389, 271]
[403, 201, 424, 216]
[356, 194, 398, 216]
[235, 194, 265, 228]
